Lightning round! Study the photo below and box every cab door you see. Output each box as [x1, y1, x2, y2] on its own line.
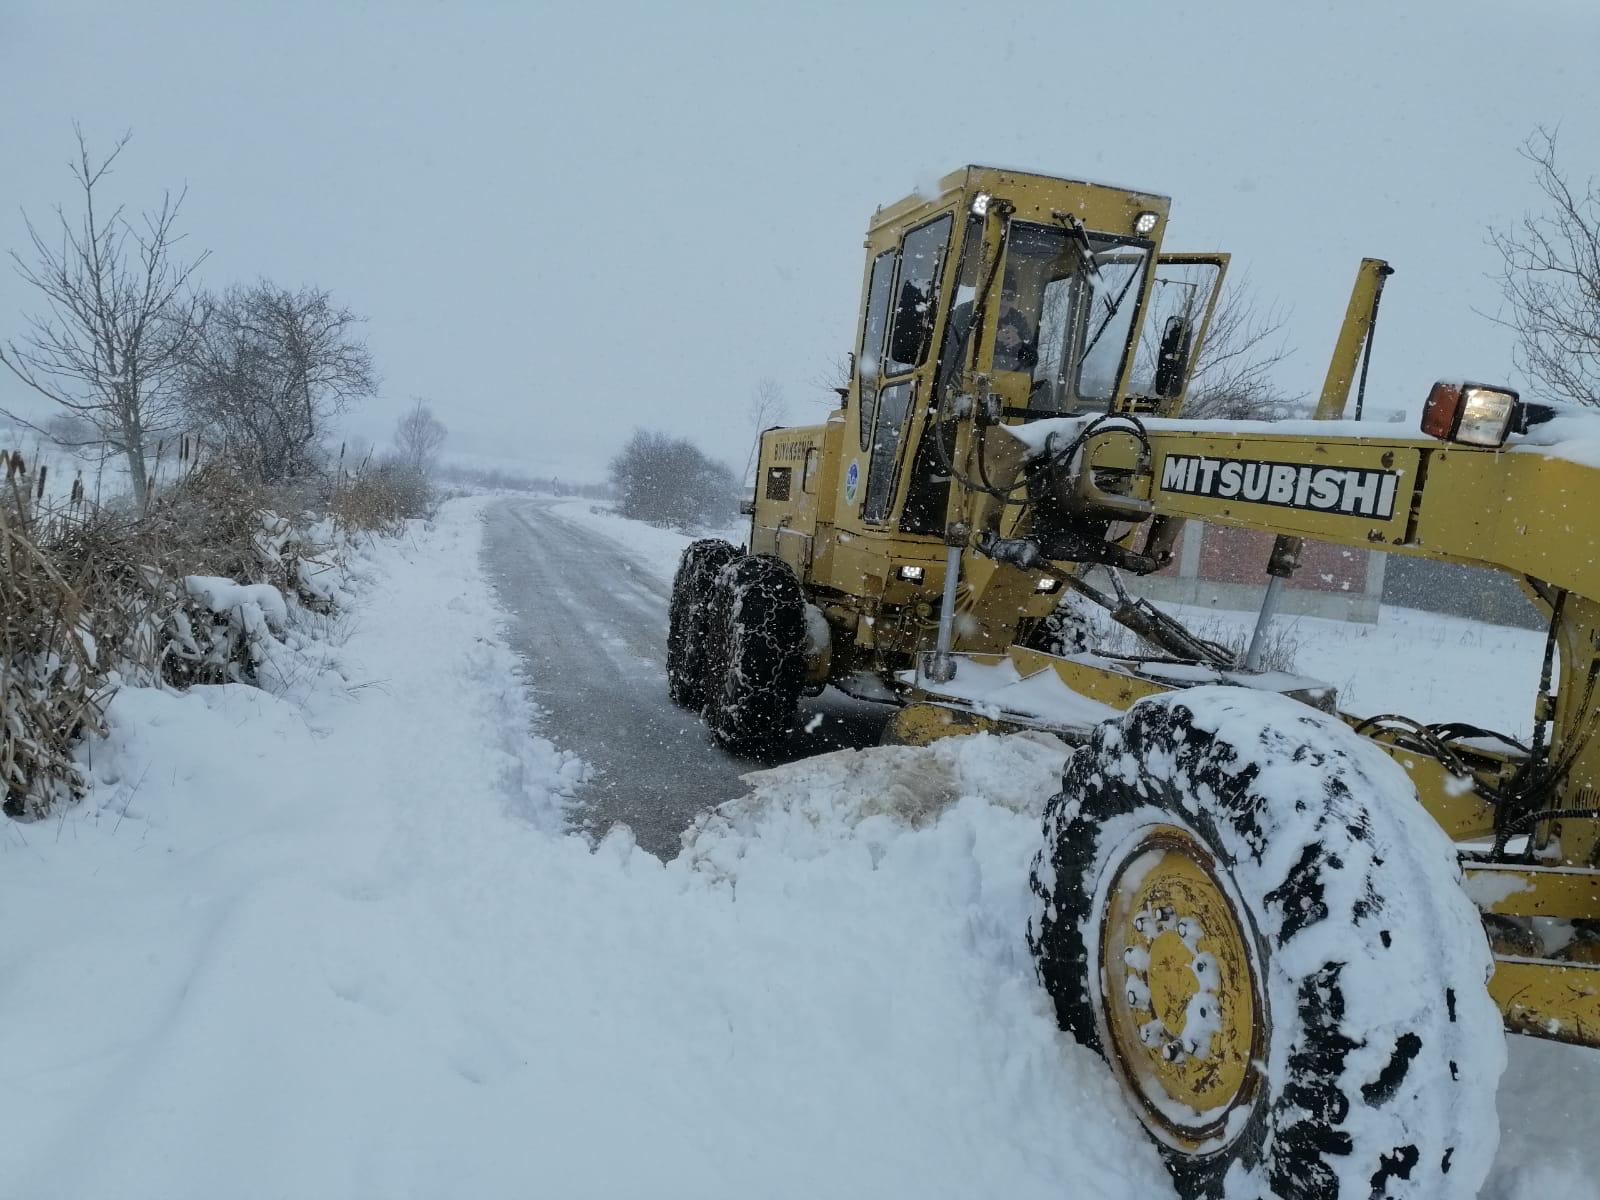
[859, 212, 955, 527]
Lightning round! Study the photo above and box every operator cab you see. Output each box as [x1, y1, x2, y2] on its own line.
[843, 166, 1227, 547]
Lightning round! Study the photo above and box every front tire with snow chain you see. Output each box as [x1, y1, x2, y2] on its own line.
[700, 554, 806, 755]
[1028, 686, 1504, 1200]
[666, 539, 740, 708]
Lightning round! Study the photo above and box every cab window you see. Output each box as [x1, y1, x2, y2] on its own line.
[998, 221, 1150, 416]
[765, 466, 792, 501]
[884, 214, 953, 376]
[863, 381, 912, 523]
[857, 249, 896, 449]
[1075, 246, 1147, 403]
[934, 214, 987, 402]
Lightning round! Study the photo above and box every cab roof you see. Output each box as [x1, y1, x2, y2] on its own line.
[867, 165, 1171, 238]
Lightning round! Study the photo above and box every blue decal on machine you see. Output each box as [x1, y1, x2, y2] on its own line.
[844, 460, 860, 504]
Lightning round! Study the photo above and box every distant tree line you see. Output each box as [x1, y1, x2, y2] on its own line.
[608, 428, 739, 530]
[436, 462, 609, 497]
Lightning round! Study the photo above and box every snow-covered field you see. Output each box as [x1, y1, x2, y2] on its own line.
[1100, 598, 1548, 739]
[2, 497, 1596, 1199]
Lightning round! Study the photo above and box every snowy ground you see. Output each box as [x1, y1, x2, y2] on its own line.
[1, 497, 1596, 1199]
[1126, 599, 1549, 739]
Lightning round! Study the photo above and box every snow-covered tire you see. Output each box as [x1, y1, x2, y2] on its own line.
[700, 554, 806, 755]
[667, 539, 740, 708]
[1027, 686, 1504, 1200]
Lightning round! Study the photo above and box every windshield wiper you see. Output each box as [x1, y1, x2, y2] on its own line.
[1078, 262, 1142, 367]
[1054, 210, 1142, 367]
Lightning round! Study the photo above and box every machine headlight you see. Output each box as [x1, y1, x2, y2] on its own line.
[1133, 211, 1159, 235]
[1421, 381, 1520, 448]
[1035, 577, 1062, 594]
[897, 565, 926, 583]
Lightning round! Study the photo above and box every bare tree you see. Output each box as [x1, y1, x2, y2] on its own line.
[0, 127, 207, 506]
[743, 377, 787, 483]
[181, 281, 376, 482]
[1487, 127, 1600, 409]
[1183, 277, 1304, 420]
[810, 353, 853, 404]
[393, 399, 447, 475]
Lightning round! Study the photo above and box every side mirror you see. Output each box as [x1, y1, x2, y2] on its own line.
[1153, 316, 1193, 398]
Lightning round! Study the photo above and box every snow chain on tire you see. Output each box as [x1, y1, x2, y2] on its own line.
[666, 539, 740, 709]
[1028, 686, 1505, 1200]
[701, 553, 806, 755]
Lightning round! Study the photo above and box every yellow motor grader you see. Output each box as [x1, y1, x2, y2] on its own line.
[667, 165, 1600, 1199]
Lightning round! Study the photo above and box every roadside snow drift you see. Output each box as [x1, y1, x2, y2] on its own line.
[0, 500, 1167, 1200]
[2, 497, 1597, 1200]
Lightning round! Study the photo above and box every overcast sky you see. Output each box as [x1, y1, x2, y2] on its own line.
[4, 1, 1599, 482]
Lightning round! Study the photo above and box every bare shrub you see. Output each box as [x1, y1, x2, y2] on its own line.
[333, 461, 436, 534]
[0, 490, 104, 818]
[610, 428, 738, 530]
[0, 456, 345, 818]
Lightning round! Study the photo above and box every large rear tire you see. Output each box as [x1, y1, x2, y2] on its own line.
[666, 539, 740, 708]
[1028, 686, 1504, 1200]
[701, 554, 806, 755]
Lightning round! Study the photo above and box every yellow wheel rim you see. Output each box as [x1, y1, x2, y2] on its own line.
[1098, 824, 1264, 1150]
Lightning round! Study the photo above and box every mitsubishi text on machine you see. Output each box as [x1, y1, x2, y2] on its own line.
[1158, 454, 1400, 520]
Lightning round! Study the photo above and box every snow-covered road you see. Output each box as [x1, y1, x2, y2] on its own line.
[481, 496, 889, 856]
[1, 497, 1596, 1200]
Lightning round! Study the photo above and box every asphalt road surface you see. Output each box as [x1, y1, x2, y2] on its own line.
[482, 497, 892, 857]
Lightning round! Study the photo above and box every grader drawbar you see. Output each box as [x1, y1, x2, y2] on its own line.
[667, 166, 1600, 1199]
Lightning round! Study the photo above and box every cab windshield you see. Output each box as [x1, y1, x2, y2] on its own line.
[996, 221, 1150, 417]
